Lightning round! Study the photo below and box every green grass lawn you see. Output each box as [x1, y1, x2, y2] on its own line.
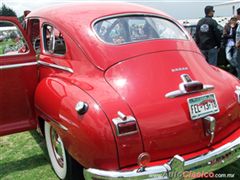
[0, 131, 239, 180]
[0, 40, 15, 54]
[0, 131, 57, 180]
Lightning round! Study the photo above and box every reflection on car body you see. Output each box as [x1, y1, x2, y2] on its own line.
[0, 2, 240, 180]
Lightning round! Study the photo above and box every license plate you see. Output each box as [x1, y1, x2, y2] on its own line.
[187, 93, 219, 120]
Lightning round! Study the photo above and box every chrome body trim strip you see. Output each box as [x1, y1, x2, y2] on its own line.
[83, 136, 240, 180]
[38, 60, 74, 73]
[0, 61, 74, 73]
[0, 62, 37, 70]
[36, 107, 69, 132]
[50, 118, 68, 131]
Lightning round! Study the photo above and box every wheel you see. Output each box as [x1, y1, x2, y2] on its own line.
[44, 121, 83, 180]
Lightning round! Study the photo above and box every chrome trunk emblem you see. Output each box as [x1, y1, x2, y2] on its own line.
[171, 67, 188, 72]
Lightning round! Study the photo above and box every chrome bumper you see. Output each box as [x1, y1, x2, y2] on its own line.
[84, 137, 240, 180]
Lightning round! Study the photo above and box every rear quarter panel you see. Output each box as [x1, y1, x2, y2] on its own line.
[34, 77, 119, 170]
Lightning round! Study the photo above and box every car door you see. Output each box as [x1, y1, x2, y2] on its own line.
[0, 16, 38, 136]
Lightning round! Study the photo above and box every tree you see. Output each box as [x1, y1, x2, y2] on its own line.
[18, 15, 24, 23]
[0, 3, 17, 17]
[0, 4, 17, 27]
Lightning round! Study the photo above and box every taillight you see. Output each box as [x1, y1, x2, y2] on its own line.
[118, 121, 137, 135]
[184, 81, 203, 92]
[180, 74, 203, 92]
[166, 74, 214, 98]
[112, 111, 138, 136]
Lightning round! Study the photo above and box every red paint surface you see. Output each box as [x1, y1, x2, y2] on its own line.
[1, 2, 239, 171]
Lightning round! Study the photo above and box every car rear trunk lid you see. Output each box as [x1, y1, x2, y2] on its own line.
[105, 50, 240, 162]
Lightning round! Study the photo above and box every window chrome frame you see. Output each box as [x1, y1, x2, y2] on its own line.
[41, 22, 67, 57]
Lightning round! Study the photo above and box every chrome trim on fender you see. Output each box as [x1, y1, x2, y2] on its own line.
[38, 60, 74, 73]
[50, 118, 68, 131]
[0, 62, 37, 70]
[83, 136, 240, 180]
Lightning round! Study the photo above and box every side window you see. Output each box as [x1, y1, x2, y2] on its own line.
[28, 19, 40, 54]
[0, 21, 29, 56]
[42, 24, 66, 55]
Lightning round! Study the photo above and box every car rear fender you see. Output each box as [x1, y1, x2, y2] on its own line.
[34, 77, 119, 170]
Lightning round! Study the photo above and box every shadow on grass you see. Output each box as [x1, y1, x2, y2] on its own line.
[0, 154, 48, 179]
[29, 131, 49, 159]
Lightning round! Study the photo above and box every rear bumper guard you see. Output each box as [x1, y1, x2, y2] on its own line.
[84, 136, 240, 179]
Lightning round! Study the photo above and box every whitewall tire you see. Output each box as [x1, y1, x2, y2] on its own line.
[44, 121, 84, 180]
[45, 121, 67, 179]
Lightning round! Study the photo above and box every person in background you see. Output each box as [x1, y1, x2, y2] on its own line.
[195, 6, 221, 66]
[223, 16, 240, 78]
[235, 8, 240, 47]
[235, 8, 240, 79]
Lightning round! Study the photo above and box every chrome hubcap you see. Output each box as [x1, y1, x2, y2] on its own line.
[50, 127, 64, 167]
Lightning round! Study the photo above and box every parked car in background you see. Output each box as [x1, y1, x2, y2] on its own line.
[0, 2, 240, 180]
[179, 17, 231, 69]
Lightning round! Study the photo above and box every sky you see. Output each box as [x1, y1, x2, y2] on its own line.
[1, 0, 240, 20]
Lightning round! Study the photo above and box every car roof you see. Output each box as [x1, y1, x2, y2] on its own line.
[29, 2, 169, 23]
[28, 2, 195, 70]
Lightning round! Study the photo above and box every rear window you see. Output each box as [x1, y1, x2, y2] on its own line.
[94, 15, 188, 45]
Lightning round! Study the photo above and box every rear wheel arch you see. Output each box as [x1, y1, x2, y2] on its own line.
[44, 121, 84, 180]
[34, 77, 119, 171]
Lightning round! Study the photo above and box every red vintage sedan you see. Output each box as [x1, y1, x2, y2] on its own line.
[0, 2, 240, 180]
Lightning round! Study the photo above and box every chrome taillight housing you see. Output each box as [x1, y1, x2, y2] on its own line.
[112, 111, 138, 136]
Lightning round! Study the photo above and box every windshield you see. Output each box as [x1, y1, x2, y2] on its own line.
[94, 15, 188, 45]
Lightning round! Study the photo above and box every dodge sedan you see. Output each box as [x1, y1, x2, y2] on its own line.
[0, 2, 239, 180]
